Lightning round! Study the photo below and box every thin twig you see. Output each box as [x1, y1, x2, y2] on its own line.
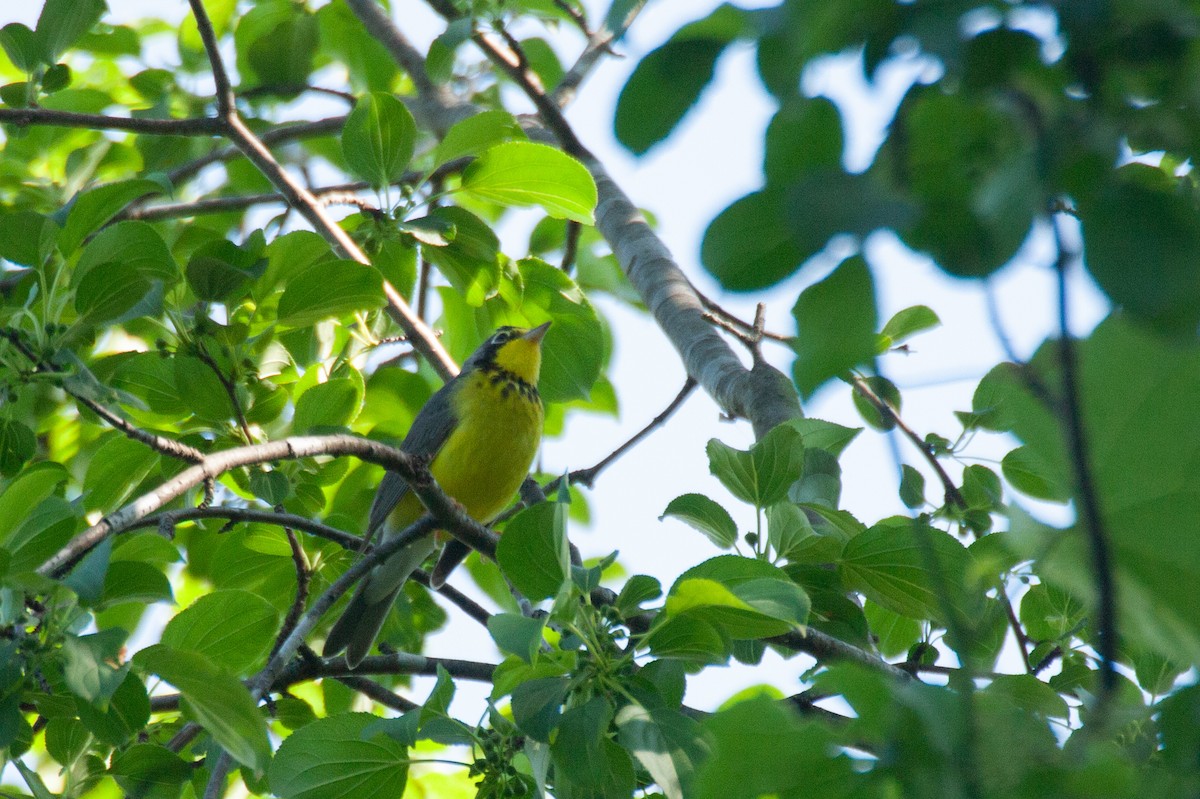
[850, 375, 967, 509]
[0, 106, 224, 135]
[148, 651, 496, 714]
[240, 84, 357, 103]
[1050, 211, 1116, 704]
[335, 676, 419, 712]
[134, 506, 364, 551]
[550, 0, 648, 108]
[1, 327, 207, 464]
[697, 291, 791, 343]
[569, 378, 697, 488]
[561, 220, 581, 273]
[190, 343, 254, 443]
[849, 372, 1034, 671]
[165, 116, 346, 186]
[270, 523, 311, 661]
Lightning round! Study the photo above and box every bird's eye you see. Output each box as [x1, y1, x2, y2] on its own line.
[493, 329, 513, 343]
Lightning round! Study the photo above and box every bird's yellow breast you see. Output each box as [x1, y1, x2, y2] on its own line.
[390, 368, 543, 528]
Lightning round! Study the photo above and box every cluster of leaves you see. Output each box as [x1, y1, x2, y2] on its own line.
[1, 0, 1199, 798]
[615, 0, 1200, 795]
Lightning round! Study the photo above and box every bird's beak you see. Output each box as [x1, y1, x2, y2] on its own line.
[523, 321, 551, 344]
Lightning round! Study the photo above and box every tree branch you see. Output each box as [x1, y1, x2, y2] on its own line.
[0, 106, 224, 135]
[37, 434, 500, 578]
[849, 375, 966, 510]
[185, 0, 457, 382]
[165, 115, 347, 187]
[569, 378, 696, 488]
[134, 506, 364, 551]
[1050, 212, 1116, 703]
[147, 652, 492, 713]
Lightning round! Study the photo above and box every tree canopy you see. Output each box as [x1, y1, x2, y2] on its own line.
[2, 0, 1200, 797]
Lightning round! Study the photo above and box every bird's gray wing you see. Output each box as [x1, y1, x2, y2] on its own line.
[365, 377, 460, 537]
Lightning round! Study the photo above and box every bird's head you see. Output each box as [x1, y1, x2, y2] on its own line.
[465, 322, 551, 384]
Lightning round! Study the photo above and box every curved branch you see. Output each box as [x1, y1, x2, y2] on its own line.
[37, 434, 499, 578]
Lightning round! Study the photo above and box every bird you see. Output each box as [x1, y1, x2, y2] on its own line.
[324, 322, 550, 666]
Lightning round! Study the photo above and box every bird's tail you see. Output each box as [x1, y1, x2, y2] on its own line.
[324, 534, 435, 667]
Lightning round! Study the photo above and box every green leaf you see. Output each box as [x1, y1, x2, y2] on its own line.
[891, 87, 1040, 278]
[421, 206, 500, 306]
[706, 423, 804, 508]
[0, 23, 42, 71]
[171, 355, 234, 424]
[660, 494, 737, 549]
[185, 239, 265, 302]
[36, 0, 106, 62]
[511, 677, 569, 742]
[1018, 582, 1085, 643]
[0, 210, 56, 266]
[984, 674, 1069, 721]
[1001, 445, 1070, 502]
[646, 615, 729, 663]
[851, 374, 901, 432]
[863, 600, 922, 658]
[694, 696, 856, 799]
[62, 631, 129, 709]
[269, 713, 408, 799]
[0, 419, 36, 476]
[791, 256, 878, 399]
[161, 590, 279, 676]
[76, 221, 177, 285]
[41, 63, 71, 93]
[509, 258, 606, 404]
[551, 697, 636, 797]
[74, 672, 149, 746]
[487, 613, 545, 663]
[614, 4, 748, 155]
[615, 703, 705, 799]
[0, 464, 67, 545]
[246, 7, 317, 88]
[665, 556, 809, 638]
[879, 304, 940, 349]
[342, 92, 417, 188]
[75, 262, 152, 324]
[434, 109, 527, 166]
[1080, 164, 1200, 335]
[615, 574, 662, 617]
[59, 179, 163, 257]
[44, 718, 90, 767]
[83, 435, 158, 512]
[786, 417, 861, 456]
[100, 561, 174, 608]
[497, 501, 570, 601]
[898, 465, 926, 509]
[839, 518, 973, 623]
[764, 96, 844, 183]
[277, 261, 384, 327]
[292, 377, 363, 433]
[460, 142, 596, 224]
[134, 644, 270, 772]
[766, 502, 842, 564]
[111, 744, 193, 799]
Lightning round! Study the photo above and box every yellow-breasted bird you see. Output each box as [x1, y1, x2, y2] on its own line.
[324, 322, 550, 666]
